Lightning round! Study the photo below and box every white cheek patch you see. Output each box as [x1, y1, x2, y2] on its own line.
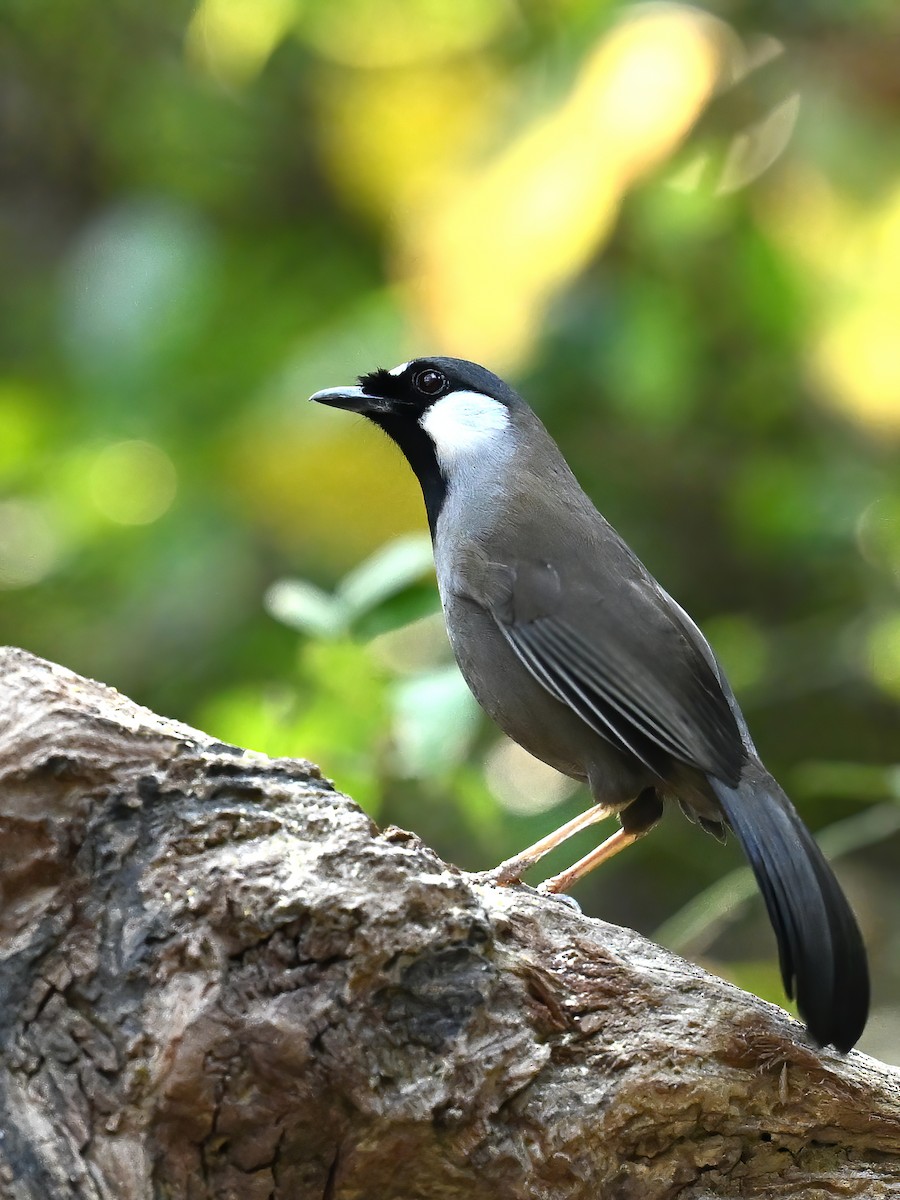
[388, 361, 409, 376]
[420, 390, 510, 467]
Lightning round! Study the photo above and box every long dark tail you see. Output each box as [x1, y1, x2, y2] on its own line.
[709, 762, 869, 1052]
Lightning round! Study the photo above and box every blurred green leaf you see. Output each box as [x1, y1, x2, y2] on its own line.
[353, 581, 442, 640]
[265, 578, 349, 638]
[265, 533, 439, 640]
[391, 664, 480, 778]
[338, 533, 435, 619]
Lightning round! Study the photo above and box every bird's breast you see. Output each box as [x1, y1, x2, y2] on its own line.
[439, 587, 586, 779]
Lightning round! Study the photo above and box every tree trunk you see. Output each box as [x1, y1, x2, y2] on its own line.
[0, 647, 898, 1199]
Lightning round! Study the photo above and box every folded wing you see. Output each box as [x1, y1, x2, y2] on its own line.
[485, 558, 746, 785]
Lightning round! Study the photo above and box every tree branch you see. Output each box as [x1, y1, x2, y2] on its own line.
[0, 647, 898, 1199]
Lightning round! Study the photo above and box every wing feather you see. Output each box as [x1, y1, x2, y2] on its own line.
[497, 608, 744, 783]
[503, 623, 662, 773]
[461, 549, 745, 784]
[539, 621, 690, 762]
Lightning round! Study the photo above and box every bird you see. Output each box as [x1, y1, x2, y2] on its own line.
[310, 355, 869, 1053]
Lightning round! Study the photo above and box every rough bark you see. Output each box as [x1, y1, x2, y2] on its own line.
[0, 647, 898, 1200]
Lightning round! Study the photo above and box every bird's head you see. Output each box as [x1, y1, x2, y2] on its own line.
[310, 357, 527, 531]
[310, 356, 521, 452]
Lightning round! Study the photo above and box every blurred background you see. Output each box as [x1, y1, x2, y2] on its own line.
[2, 0, 899, 1060]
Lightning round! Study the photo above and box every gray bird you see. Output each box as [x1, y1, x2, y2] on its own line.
[310, 355, 869, 1052]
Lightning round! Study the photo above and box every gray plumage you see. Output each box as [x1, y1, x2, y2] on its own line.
[311, 355, 869, 1053]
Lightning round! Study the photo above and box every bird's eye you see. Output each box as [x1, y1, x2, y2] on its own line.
[413, 369, 447, 397]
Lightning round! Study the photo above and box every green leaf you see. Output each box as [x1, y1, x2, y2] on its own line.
[338, 533, 434, 620]
[353, 581, 442, 640]
[265, 578, 348, 638]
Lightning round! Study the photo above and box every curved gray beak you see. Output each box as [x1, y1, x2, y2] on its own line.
[309, 385, 383, 414]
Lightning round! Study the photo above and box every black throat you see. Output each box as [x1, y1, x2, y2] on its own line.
[370, 413, 447, 538]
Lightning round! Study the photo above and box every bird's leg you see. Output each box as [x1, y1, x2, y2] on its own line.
[537, 828, 638, 893]
[537, 787, 663, 895]
[479, 802, 615, 886]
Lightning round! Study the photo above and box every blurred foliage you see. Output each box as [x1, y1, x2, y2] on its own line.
[2, 0, 899, 1060]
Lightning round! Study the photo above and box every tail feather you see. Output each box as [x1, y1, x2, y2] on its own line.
[710, 763, 869, 1053]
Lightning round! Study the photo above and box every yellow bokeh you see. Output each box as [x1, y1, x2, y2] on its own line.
[314, 5, 727, 370]
[484, 738, 578, 816]
[811, 305, 900, 436]
[224, 419, 424, 568]
[398, 5, 724, 368]
[315, 63, 507, 223]
[866, 612, 900, 699]
[186, 0, 297, 85]
[763, 171, 900, 437]
[300, 0, 514, 68]
[89, 441, 178, 526]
